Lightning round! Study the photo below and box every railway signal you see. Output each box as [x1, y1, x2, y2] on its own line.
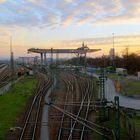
[96, 68, 108, 121]
[114, 96, 120, 140]
[98, 70, 107, 101]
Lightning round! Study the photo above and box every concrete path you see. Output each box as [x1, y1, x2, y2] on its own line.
[105, 79, 140, 110]
[40, 76, 56, 140]
[88, 72, 140, 110]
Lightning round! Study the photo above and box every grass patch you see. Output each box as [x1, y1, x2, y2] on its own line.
[129, 116, 140, 139]
[100, 109, 140, 140]
[108, 74, 120, 81]
[101, 109, 128, 140]
[0, 76, 37, 140]
[108, 74, 140, 95]
[121, 79, 140, 95]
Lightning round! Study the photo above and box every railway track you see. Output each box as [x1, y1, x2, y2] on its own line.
[0, 64, 30, 88]
[52, 73, 94, 140]
[57, 73, 76, 140]
[0, 63, 6, 69]
[50, 72, 113, 140]
[67, 76, 93, 140]
[19, 73, 53, 140]
[0, 65, 12, 88]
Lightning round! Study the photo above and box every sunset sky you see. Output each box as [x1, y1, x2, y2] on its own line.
[0, 0, 140, 59]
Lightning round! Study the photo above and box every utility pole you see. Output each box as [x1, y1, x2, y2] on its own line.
[50, 48, 53, 69]
[113, 33, 114, 49]
[124, 46, 129, 69]
[98, 69, 107, 101]
[34, 56, 38, 73]
[75, 53, 79, 74]
[114, 96, 120, 140]
[56, 51, 59, 67]
[10, 36, 15, 81]
[112, 33, 115, 72]
[96, 68, 107, 120]
[84, 52, 87, 74]
[50, 48, 53, 96]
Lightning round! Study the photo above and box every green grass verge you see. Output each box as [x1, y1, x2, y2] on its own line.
[121, 79, 140, 95]
[0, 76, 37, 140]
[100, 110, 140, 140]
[108, 74, 140, 95]
[129, 116, 140, 139]
[108, 74, 120, 81]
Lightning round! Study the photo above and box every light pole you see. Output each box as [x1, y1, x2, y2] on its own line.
[112, 33, 114, 49]
[0, 34, 15, 80]
[9, 36, 15, 80]
[112, 33, 115, 72]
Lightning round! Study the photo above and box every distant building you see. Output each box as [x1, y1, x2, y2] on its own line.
[116, 68, 127, 76]
[109, 48, 115, 59]
[17, 57, 34, 65]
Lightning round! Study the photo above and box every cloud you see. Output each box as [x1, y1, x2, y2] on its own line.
[57, 35, 140, 57]
[25, 0, 42, 3]
[0, 0, 139, 28]
[92, 15, 140, 26]
[26, 0, 38, 2]
[64, 0, 75, 3]
[76, 16, 93, 26]
[0, 0, 6, 3]
[59, 35, 140, 48]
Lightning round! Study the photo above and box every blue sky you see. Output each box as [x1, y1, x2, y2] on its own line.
[0, 0, 140, 58]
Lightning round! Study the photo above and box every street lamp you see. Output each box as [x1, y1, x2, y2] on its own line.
[112, 33, 115, 72]
[9, 36, 15, 80]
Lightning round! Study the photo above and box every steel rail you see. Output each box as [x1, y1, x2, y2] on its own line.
[50, 103, 111, 132]
[19, 77, 45, 140]
[57, 78, 71, 140]
[67, 77, 90, 140]
[32, 76, 52, 139]
[70, 76, 76, 140]
[63, 107, 111, 131]
[57, 73, 91, 140]
[54, 72, 111, 139]
[0, 66, 11, 88]
[57, 73, 75, 140]
[51, 104, 108, 138]
[80, 79, 93, 140]
[22, 74, 49, 137]
[58, 73, 111, 139]
[19, 73, 52, 140]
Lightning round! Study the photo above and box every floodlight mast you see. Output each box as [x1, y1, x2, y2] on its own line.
[10, 36, 15, 80]
[112, 33, 115, 71]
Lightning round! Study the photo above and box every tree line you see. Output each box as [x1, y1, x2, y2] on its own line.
[64, 53, 140, 74]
